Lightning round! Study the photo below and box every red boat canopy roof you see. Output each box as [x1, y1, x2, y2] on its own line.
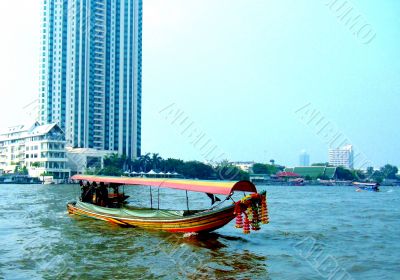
[71, 175, 258, 196]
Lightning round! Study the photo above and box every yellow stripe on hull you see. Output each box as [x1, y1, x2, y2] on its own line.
[68, 203, 235, 233]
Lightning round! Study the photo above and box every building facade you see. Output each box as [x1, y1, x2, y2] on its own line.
[299, 150, 310, 167]
[0, 122, 70, 181]
[329, 145, 354, 169]
[39, 0, 68, 130]
[39, 0, 142, 159]
[232, 161, 255, 172]
[66, 147, 115, 175]
[285, 166, 337, 180]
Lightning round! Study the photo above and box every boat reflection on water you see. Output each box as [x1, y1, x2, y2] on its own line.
[155, 233, 268, 279]
[62, 216, 268, 279]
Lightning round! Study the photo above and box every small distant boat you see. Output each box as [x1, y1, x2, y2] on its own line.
[288, 178, 305, 186]
[67, 175, 270, 234]
[0, 175, 41, 184]
[318, 180, 335, 186]
[353, 182, 380, 192]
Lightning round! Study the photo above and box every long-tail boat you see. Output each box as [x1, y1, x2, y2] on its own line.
[68, 175, 269, 234]
[354, 182, 380, 192]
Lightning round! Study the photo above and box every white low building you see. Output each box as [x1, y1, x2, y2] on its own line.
[0, 122, 70, 182]
[231, 161, 255, 172]
[329, 145, 354, 169]
[66, 147, 115, 175]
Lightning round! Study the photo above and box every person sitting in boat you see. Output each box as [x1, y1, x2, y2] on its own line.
[81, 182, 94, 203]
[79, 181, 86, 200]
[92, 182, 99, 204]
[98, 183, 109, 207]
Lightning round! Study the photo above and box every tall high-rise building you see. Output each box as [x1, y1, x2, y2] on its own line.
[329, 145, 354, 169]
[299, 150, 310, 167]
[39, 0, 142, 158]
[39, 0, 69, 131]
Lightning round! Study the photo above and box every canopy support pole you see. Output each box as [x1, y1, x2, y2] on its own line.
[185, 190, 190, 212]
[150, 187, 153, 209]
[210, 194, 233, 210]
[157, 187, 160, 210]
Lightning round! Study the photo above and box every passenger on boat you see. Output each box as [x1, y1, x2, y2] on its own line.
[81, 182, 94, 203]
[92, 182, 100, 204]
[98, 183, 109, 207]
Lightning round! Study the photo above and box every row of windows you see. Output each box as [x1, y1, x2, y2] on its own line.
[40, 152, 66, 158]
[26, 161, 65, 169]
[26, 154, 38, 159]
[26, 146, 39, 151]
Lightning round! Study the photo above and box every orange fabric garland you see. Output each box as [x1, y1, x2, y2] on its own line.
[234, 191, 268, 234]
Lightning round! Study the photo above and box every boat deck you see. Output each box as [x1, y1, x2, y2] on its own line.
[75, 201, 204, 219]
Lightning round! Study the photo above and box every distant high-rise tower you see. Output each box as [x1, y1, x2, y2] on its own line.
[39, 0, 142, 158]
[329, 145, 354, 169]
[299, 150, 310, 167]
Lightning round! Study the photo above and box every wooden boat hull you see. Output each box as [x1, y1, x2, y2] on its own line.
[67, 202, 236, 233]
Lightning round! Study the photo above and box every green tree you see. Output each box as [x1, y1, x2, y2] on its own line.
[104, 153, 126, 170]
[99, 166, 123, 176]
[376, 177, 384, 184]
[163, 158, 185, 173]
[380, 164, 398, 179]
[366, 167, 374, 177]
[274, 165, 286, 173]
[312, 162, 330, 167]
[151, 153, 162, 170]
[13, 165, 28, 175]
[139, 153, 151, 172]
[252, 163, 279, 175]
[336, 167, 355, 181]
[129, 158, 142, 172]
[21, 166, 28, 175]
[216, 162, 249, 181]
[180, 161, 215, 179]
[252, 163, 269, 174]
[371, 170, 384, 182]
[236, 170, 250, 181]
[102, 153, 129, 175]
[353, 170, 366, 180]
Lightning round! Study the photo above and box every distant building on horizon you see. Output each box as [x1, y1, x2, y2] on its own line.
[329, 145, 354, 169]
[285, 166, 337, 180]
[299, 150, 310, 167]
[231, 161, 255, 173]
[39, 0, 143, 158]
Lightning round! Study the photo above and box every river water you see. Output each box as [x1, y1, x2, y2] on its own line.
[0, 184, 399, 280]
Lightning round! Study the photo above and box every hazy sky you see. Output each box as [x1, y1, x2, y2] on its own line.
[0, 0, 399, 168]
